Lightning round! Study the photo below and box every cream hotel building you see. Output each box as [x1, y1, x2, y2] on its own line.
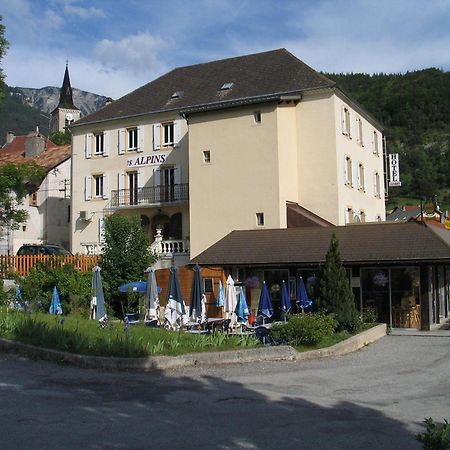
[70, 49, 386, 263]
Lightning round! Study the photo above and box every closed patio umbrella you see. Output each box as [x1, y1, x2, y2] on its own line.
[190, 264, 207, 323]
[257, 281, 273, 323]
[235, 287, 250, 325]
[144, 267, 159, 321]
[215, 280, 225, 309]
[91, 266, 107, 320]
[281, 280, 291, 320]
[49, 286, 63, 315]
[297, 276, 312, 313]
[164, 266, 186, 329]
[224, 275, 238, 327]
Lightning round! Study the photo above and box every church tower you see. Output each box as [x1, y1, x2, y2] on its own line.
[51, 63, 80, 132]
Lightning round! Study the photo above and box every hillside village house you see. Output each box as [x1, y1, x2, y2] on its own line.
[70, 49, 386, 263]
[0, 130, 71, 254]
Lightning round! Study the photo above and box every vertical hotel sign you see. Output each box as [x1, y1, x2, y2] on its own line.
[389, 154, 401, 187]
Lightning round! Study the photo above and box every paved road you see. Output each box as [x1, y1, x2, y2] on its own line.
[1, 335, 449, 449]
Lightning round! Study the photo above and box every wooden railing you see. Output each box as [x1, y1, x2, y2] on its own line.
[0, 255, 101, 278]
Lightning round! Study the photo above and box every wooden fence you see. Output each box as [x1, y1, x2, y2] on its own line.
[0, 255, 101, 278]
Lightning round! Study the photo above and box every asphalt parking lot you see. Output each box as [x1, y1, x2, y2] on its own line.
[1, 334, 449, 449]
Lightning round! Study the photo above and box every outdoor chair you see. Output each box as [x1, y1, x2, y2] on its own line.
[255, 326, 277, 345]
[124, 313, 140, 325]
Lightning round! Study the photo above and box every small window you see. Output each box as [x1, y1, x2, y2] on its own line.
[360, 210, 366, 223]
[253, 111, 261, 124]
[29, 192, 38, 207]
[372, 131, 379, 155]
[374, 171, 381, 198]
[22, 225, 26, 232]
[342, 107, 351, 137]
[345, 156, 353, 186]
[256, 212, 265, 226]
[93, 174, 104, 198]
[345, 207, 353, 224]
[357, 117, 364, 146]
[220, 82, 234, 90]
[94, 132, 104, 155]
[162, 122, 174, 147]
[203, 150, 211, 163]
[127, 127, 138, 151]
[376, 215, 382, 222]
[203, 278, 213, 293]
[358, 162, 365, 191]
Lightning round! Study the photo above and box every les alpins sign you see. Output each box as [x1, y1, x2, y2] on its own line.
[127, 153, 168, 168]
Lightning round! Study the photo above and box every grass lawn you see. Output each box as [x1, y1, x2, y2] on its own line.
[0, 309, 258, 358]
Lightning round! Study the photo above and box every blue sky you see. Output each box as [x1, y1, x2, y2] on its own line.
[1, 0, 450, 98]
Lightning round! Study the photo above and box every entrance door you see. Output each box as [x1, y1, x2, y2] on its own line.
[128, 171, 138, 205]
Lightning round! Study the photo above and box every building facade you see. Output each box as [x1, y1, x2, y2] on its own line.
[0, 130, 71, 254]
[70, 49, 386, 261]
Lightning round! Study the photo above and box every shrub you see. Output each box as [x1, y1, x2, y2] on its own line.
[19, 263, 92, 315]
[271, 313, 336, 346]
[416, 417, 450, 450]
[362, 306, 378, 324]
[315, 234, 360, 332]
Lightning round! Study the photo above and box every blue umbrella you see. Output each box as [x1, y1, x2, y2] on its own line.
[91, 265, 107, 320]
[190, 264, 206, 322]
[297, 276, 312, 313]
[14, 286, 23, 310]
[281, 280, 292, 318]
[215, 280, 225, 308]
[164, 266, 186, 328]
[118, 281, 147, 293]
[257, 281, 273, 322]
[235, 287, 250, 324]
[49, 286, 63, 315]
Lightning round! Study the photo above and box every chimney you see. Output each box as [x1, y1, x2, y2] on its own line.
[6, 131, 15, 144]
[25, 133, 46, 157]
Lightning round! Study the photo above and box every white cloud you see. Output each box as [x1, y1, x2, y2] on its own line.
[44, 10, 64, 30]
[94, 32, 170, 75]
[4, 45, 161, 98]
[63, 4, 106, 19]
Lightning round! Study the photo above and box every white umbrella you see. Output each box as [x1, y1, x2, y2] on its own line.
[144, 267, 159, 321]
[164, 266, 186, 329]
[91, 266, 107, 321]
[224, 275, 238, 327]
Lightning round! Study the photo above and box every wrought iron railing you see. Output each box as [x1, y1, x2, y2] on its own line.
[110, 184, 189, 207]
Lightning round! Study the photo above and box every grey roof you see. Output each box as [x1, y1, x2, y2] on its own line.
[192, 222, 450, 266]
[73, 49, 335, 127]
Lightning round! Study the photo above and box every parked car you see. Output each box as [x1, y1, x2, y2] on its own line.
[16, 244, 72, 256]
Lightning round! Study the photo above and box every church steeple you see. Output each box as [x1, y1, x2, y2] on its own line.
[57, 63, 79, 111]
[51, 63, 80, 132]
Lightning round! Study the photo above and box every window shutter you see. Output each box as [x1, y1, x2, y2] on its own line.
[137, 126, 144, 152]
[98, 218, 106, 243]
[341, 107, 346, 134]
[362, 166, 366, 191]
[85, 134, 92, 159]
[118, 129, 126, 155]
[345, 208, 350, 224]
[103, 131, 110, 156]
[102, 174, 109, 199]
[153, 168, 160, 187]
[85, 176, 92, 201]
[373, 172, 377, 196]
[173, 120, 181, 147]
[174, 165, 181, 185]
[118, 172, 126, 205]
[356, 163, 361, 189]
[344, 156, 348, 184]
[348, 112, 353, 139]
[153, 124, 161, 150]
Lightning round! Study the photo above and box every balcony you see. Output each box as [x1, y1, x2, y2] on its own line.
[110, 184, 189, 208]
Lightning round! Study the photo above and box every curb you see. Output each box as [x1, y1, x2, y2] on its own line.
[0, 324, 386, 371]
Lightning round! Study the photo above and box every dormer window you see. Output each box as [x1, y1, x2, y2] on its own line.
[220, 82, 234, 91]
[171, 91, 183, 99]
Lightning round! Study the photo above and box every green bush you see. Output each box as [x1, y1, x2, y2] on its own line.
[362, 306, 378, 324]
[19, 263, 92, 315]
[416, 417, 450, 450]
[271, 313, 336, 346]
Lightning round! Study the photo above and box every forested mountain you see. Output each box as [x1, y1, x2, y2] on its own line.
[326, 69, 450, 207]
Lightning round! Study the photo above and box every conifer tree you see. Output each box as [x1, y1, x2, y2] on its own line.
[315, 234, 359, 331]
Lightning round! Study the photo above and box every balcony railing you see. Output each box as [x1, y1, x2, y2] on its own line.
[110, 184, 189, 208]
